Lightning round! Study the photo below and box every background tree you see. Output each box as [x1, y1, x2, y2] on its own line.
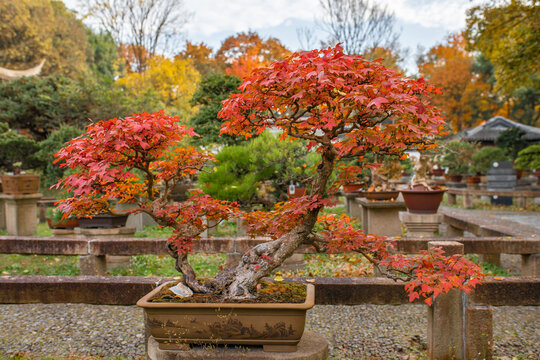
[177, 41, 224, 77]
[87, 30, 123, 80]
[495, 127, 528, 160]
[189, 73, 242, 147]
[418, 33, 499, 132]
[115, 56, 200, 118]
[80, 0, 191, 73]
[465, 0, 539, 96]
[0, 0, 89, 77]
[215, 31, 291, 79]
[318, 0, 398, 55]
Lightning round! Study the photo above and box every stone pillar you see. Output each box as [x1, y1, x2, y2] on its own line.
[278, 253, 305, 272]
[463, 193, 474, 208]
[447, 192, 456, 205]
[427, 241, 465, 360]
[357, 198, 406, 237]
[465, 306, 493, 360]
[0, 193, 42, 236]
[521, 254, 540, 277]
[515, 195, 527, 209]
[344, 194, 362, 219]
[206, 218, 218, 237]
[79, 255, 107, 275]
[236, 218, 247, 237]
[479, 254, 502, 267]
[0, 198, 5, 230]
[116, 201, 157, 232]
[399, 212, 442, 237]
[75, 226, 136, 275]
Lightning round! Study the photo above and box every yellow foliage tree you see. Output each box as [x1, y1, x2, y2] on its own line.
[0, 0, 89, 77]
[116, 56, 200, 118]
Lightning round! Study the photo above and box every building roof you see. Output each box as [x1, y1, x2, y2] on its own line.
[454, 116, 540, 142]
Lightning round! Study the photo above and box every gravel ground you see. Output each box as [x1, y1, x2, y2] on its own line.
[0, 303, 538, 359]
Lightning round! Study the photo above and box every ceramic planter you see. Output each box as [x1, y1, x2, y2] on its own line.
[77, 214, 128, 228]
[46, 218, 79, 229]
[1, 174, 40, 194]
[445, 174, 463, 183]
[430, 168, 445, 177]
[342, 183, 363, 193]
[137, 282, 315, 352]
[466, 175, 481, 184]
[364, 190, 399, 201]
[401, 187, 447, 214]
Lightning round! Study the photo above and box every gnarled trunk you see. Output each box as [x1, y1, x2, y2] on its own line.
[185, 146, 338, 300]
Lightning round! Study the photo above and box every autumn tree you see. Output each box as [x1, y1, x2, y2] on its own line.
[80, 0, 191, 73]
[465, 0, 539, 96]
[176, 41, 224, 77]
[54, 46, 482, 303]
[418, 33, 499, 132]
[215, 31, 291, 79]
[116, 56, 200, 118]
[318, 0, 398, 55]
[0, 0, 89, 77]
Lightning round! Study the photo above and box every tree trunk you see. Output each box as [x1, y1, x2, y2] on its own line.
[199, 146, 337, 299]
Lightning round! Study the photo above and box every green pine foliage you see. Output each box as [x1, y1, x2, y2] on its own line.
[470, 146, 509, 175]
[514, 144, 540, 171]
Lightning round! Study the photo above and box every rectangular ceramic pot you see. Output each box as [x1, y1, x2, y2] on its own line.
[137, 282, 315, 352]
[1, 174, 40, 194]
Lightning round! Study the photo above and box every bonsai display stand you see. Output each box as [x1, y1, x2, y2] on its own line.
[76, 226, 136, 275]
[0, 193, 42, 236]
[146, 331, 328, 360]
[343, 193, 363, 219]
[357, 198, 406, 237]
[50, 228, 76, 238]
[399, 211, 442, 237]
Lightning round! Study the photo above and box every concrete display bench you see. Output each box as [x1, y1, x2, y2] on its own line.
[147, 331, 328, 360]
[75, 226, 136, 275]
[357, 198, 406, 237]
[399, 212, 443, 237]
[0, 193, 42, 236]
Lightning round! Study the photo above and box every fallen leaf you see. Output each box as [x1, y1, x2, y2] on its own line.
[494, 276, 504, 280]
[306, 279, 315, 283]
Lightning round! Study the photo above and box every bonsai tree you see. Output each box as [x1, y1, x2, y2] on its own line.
[514, 144, 540, 171]
[470, 146, 510, 175]
[0, 122, 41, 174]
[54, 46, 482, 304]
[198, 131, 319, 209]
[495, 127, 527, 160]
[439, 141, 476, 175]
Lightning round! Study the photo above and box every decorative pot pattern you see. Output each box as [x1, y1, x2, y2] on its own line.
[137, 282, 315, 352]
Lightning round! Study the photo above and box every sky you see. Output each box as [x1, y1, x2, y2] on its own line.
[65, 0, 481, 75]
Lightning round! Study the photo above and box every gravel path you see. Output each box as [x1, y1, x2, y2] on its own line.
[1, 304, 538, 359]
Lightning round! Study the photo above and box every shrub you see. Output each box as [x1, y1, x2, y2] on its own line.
[470, 146, 509, 175]
[514, 144, 540, 171]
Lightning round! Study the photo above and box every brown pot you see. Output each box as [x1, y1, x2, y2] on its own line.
[46, 218, 79, 229]
[401, 186, 447, 214]
[1, 174, 40, 194]
[78, 214, 128, 228]
[430, 168, 445, 177]
[364, 190, 399, 201]
[466, 175, 481, 184]
[287, 186, 306, 199]
[445, 174, 463, 183]
[137, 282, 315, 352]
[342, 183, 363, 193]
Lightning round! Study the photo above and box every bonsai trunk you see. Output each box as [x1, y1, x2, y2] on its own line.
[171, 146, 336, 300]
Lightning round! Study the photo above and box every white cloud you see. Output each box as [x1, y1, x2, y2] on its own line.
[380, 0, 479, 31]
[184, 0, 322, 36]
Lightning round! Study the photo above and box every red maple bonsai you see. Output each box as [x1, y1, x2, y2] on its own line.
[54, 45, 482, 304]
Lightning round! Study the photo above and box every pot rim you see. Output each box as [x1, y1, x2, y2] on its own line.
[137, 281, 315, 310]
[400, 188, 447, 194]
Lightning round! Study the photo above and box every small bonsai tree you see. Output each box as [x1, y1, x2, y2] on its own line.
[54, 46, 482, 304]
[470, 146, 510, 175]
[514, 144, 540, 171]
[495, 127, 527, 160]
[0, 122, 41, 174]
[439, 141, 476, 175]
